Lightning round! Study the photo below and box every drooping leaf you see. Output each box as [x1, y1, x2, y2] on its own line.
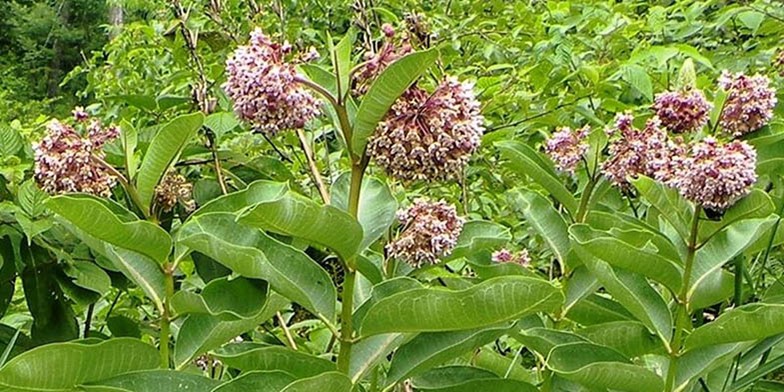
[191, 180, 289, 218]
[509, 188, 572, 269]
[171, 277, 269, 319]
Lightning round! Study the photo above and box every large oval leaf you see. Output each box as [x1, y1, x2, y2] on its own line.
[211, 370, 295, 392]
[331, 173, 397, 251]
[685, 304, 784, 351]
[171, 277, 269, 319]
[213, 345, 336, 378]
[359, 276, 563, 336]
[279, 371, 352, 392]
[191, 180, 289, 218]
[85, 370, 221, 392]
[508, 188, 572, 269]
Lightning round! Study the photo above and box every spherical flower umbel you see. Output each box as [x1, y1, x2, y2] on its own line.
[33, 116, 119, 197]
[368, 77, 484, 182]
[386, 199, 465, 268]
[718, 71, 777, 137]
[223, 28, 321, 135]
[491, 248, 531, 266]
[653, 89, 712, 133]
[670, 137, 757, 210]
[545, 125, 590, 173]
[154, 171, 197, 213]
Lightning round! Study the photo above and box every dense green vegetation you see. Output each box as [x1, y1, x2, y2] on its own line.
[1, 1, 784, 391]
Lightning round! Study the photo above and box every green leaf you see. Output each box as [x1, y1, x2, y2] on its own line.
[509, 188, 571, 269]
[410, 366, 499, 389]
[204, 112, 239, 141]
[0, 123, 23, 157]
[620, 64, 653, 101]
[177, 213, 337, 321]
[514, 328, 587, 356]
[120, 120, 139, 180]
[86, 370, 221, 392]
[547, 342, 664, 392]
[211, 370, 295, 392]
[214, 345, 336, 378]
[685, 304, 784, 351]
[237, 191, 363, 261]
[497, 141, 579, 214]
[386, 326, 509, 386]
[331, 30, 354, 101]
[698, 190, 776, 242]
[446, 220, 511, 261]
[632, 176, 693, 241]
[0, 338, 158, 391]
[674, 343, 745, 391]
[171, 277, 268, 319]
[136, 112, 205, 212]
[360, 276, 563, 335]
[62, 260, 111, 296]
[578, 321, 663, 357]
[349, 333, 406, 383]
[563, 266, 600, 317]
[352, 49, 439, 155]
[566, 294, 635, 326]
[173, 293, 288, 369]
[279, 371, 352, 392]
[18, 180, 48, 218]
[191, 180, 289, 217]
[414, 377, 538, 392]
[47, 194, 172, 263]
[331, 173, 397, 251]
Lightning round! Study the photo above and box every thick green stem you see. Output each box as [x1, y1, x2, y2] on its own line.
[160, 263, 175, 368]
[665, 206, 701, 391]
[575, 174, 598, 223]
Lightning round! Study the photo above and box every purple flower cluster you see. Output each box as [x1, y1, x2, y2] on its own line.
[387, 199, 465, 268]
[353, 24, 413, 95]
[545, 125, 590, 174]
[368, 77, 484, 182]
[491, 248, 531, 266]
[33, 115, 120, 197]
[669, 137, 757, 210]
[653, 89, 712, 133]
[718, 71, 777, 137]
[223, 29, 321, 135]
[154, 171, 196, 213]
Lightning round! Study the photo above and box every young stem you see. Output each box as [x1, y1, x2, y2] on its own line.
[665, 206, 702, 391]
[93, 156, 149, 219]
[296, 129, 330, 204]
[160, 263, 175, 368]
[337, 158, 368, 374]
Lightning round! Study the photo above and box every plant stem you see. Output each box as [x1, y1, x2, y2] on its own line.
[575, 175, 598, 223]
[276, 312, 299, 350]
[93, 156, 149, 219]
[160, 263, 175, 368]
[665, 206, 701, 391]
[84, 303, 94, 338]
[296, 129, 330, 204]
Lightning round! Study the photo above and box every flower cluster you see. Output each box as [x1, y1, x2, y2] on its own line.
[653, 89, 712, 133]
[353, 24, 413, 95]
[223, 29, 321, 135]
[33, 113, 119, 197]
[154, 171, 196, 213]
[491, 248, 531, 266]
[601, 115, 681, 187]
[718, 71, 777, 137]
[545, 125, 590, 173]
[386, 199, 465, 268]
[368, 77, 484, 182]
[669, 137, 757, 210]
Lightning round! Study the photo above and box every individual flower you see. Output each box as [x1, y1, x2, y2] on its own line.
[669, 137, 757, 210]
[353, 25, 413, 95]
[223, 28, 321, 135]
[72, 106, 89, 122]
[718, 71, 777, 137]
[545, 125, 590, 173]
[491, 248, 531, 266]
[386, 199, 465, 268]
[602, 115, 681, 187]
[652, 89, 712, 133]
[33, 115, 119, 197]
[154, 170, 196, 213]
[368, 77, 484, 182]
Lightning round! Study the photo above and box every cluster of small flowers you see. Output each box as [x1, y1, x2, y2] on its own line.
[387, 199, 465, 268]
[194, 354, 222, 372]
[601, 115, 681, 188]
[223, 29, 321, 135]
[653, 89, 712, 133]
[154, 170, 196, 213]
[544, 125, 590, 173]
[718, 70, 777, 137]
[368, 77, 484, 182]
[669, 137, 757, 210]
[353, 23, 413, 95]
[33, 108, 120, 197]
[491, 248, 531, 266]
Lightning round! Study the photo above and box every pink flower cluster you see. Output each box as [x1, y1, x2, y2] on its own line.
[653, 89, 712, 133]
[368, 77, 484, 182]
[491, 248, 530, 266]
[223, 29, 321, 135]
[545, 125, 590, 174]
[387, 199, 465, 268]
[718, 71, 777, 136]
[669, 137, 757, 210]
[33, 112, 120, 197]
[353, 24, 413, 95]
[154, 171, 196, 213]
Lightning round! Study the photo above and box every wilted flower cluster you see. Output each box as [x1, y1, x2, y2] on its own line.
[353, 24, 413, 95]
[33, 113, 120, 197]
[491, 248, 531, 266]
[154, 171, 196, 213]
[368, 77, 484, 182]
[669, 137, 757, 210]
[653, 89, 712, 133]
[718, 71, 777, 137]
[601, 115, 681, 187]
[387, 199, 465, 268]
[223, 29, 321, 135]
[545, 125, 590, 173]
